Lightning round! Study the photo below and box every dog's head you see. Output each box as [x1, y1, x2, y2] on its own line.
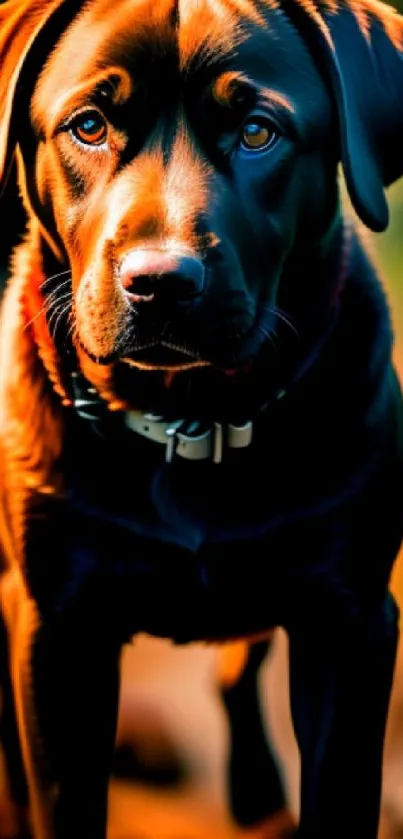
[1, 0, 403, 418]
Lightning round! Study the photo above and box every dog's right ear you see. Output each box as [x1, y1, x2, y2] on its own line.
[0, 0, 80, 190]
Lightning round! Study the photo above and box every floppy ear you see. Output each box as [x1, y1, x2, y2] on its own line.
[0, 0, 81, 191]
[286, 0, 403, 232]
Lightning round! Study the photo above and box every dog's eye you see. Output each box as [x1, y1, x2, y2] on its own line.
[72, 111, 108, 146]
[241, 119, 276, 152]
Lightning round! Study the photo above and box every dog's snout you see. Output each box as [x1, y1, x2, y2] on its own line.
[119, 250, 205, 303]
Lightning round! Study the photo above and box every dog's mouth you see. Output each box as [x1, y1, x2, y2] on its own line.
[76, 337, 210, 370]
[75, 305, 284, 373]
[122, 342, 210, 371]
[73, 309, 300, 422]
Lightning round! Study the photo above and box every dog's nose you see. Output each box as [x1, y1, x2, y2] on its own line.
[120, 249, 205, 303]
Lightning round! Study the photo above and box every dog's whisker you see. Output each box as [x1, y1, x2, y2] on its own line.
[24, 306, 48, 332]
[44, 280, 72, 305]
[274, 312, 300, 339]
[45, 293, 73, 315]
[64, 320, 75, 347]
[260, 304, 300, 341]
[47, 297, 72, 321]
[46, 289, 72, 303]
[257, 323, 279, 355]
[49, 302, 73, 341]
[46, 300, 73, 333]
[47, 297, 72, 329]
[40, 270, 72, 290]
[46, 311, 68, 338]
[69, 323, 79, 348]
[258, 322, 278, 341]
[25, 290, 71, 331]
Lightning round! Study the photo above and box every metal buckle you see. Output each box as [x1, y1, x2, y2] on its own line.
[164, 419, 252, 464]
[71, 372, 103, 422]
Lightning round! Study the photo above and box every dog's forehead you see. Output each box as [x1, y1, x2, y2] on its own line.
[33, 0, 328, 127]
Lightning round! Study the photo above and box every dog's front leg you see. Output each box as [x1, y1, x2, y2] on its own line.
[2, 570, 121, 839]
[288, 593, 399, 839]
[220, 637, 293, 832]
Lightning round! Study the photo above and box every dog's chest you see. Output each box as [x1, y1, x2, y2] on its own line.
[26, 365, 403, 641]
[62, 426, 281, 552]
[33, 261, 403, 639]
[45, 397, 402, 643]
[60, 381, 388, 554]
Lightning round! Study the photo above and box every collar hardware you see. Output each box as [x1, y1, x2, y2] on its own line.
[71, 372, 103, 422]
[124, 412, 253, 463]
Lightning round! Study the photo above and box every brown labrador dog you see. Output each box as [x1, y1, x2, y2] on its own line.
[1, 1, 403, 838]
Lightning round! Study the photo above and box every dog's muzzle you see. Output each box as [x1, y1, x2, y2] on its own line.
[120, 249, 205, 306]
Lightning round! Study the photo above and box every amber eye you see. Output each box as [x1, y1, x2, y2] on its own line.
[241, 119, 276, 151]
[72, 111, 107, 146]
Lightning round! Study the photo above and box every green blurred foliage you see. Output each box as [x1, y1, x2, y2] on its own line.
[377, 182, 403, 290]
[374, 0, 403, 330]
[374, 182, 403, 350]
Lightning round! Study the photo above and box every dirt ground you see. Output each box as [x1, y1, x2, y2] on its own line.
[109, 629, 300, 839]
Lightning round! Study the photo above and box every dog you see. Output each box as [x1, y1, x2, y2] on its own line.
[1, 0, 403, 837]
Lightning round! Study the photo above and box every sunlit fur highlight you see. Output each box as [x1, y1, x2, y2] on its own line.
[286, 0, 403, 49]
[74, 240, 132, 362]
[213, 72, 295, 119]
[1, 0, 402, 189]
[0, 0, 401, 415]
[65, 119, 211, 366]
[178, 0, 403, 62]
[0, 0, 66, 179]
[212, 71, 251, 106]
[0, 238, 66, 569]
[178, 0, 403, 74]
[0, 0, 400, 516]
[348, 0, 403, 47]
[0, 0, 400, 443]
[108, 126, 211, 257]
[177, 0, 265, 68]
[32, 67, 133, 138]
[260, 88, 295, 113]
[164, 123, 211, 250]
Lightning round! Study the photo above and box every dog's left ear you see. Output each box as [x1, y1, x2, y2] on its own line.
[0, 0, 80, 191]
[289, 0, 403, 232]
